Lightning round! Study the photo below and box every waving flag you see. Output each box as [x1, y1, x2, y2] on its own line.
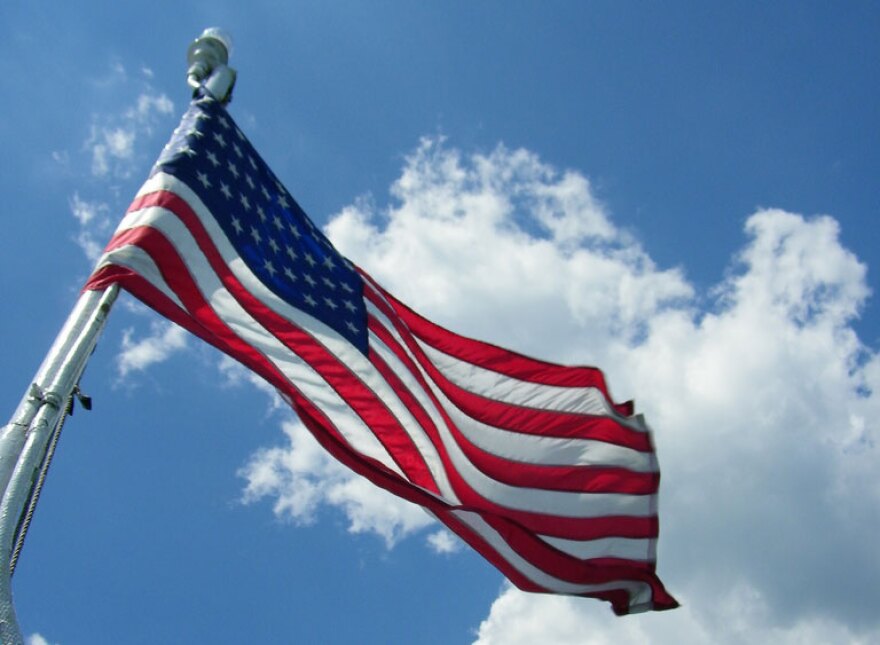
[85, 94, 677, 615]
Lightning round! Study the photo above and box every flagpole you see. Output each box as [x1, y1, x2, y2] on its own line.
[0, 29, 236, 644]
[0, 286, 119, 644]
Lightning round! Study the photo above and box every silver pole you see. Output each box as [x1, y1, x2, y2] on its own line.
[0, 29, 235, 642]
[0, 285, 118, 644]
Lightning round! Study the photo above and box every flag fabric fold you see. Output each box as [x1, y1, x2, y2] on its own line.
[85, 94, 677, 615]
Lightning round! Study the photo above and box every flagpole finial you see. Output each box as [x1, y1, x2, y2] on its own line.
[186, 28, 236, 104]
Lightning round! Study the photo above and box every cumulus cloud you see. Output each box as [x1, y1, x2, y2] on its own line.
[217, 355, 285, 413]
[82, 67, 174, 180]
[69, 192, 113, 262]
[327, 138, 692, 357]
[26, 633, 57, 645]
[117, 321, 188, 378]
[426, 528, 462, 555]
[238, 420, 434, 547]
[473, 583, 880, 645]
[65, 66, 176, 273]
[239, 137, 878, 643]
[84, 88, 174, 179]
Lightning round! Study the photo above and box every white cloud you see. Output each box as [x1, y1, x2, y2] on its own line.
[326, 138, 692, 358]
[238, 420, 434, 547]
[66, 77, 176, 270]
[474, 583, 880, 645]
[426, 528, 461, 555]
[217, 355, 285, 412]
[69, 192, 112, 262]
[146, 133, 875, 640]
[127, 92, 175, 130]
[81, 80, 174, 179]
[26, 633, 57, 645]
[117, 321, 188, 378]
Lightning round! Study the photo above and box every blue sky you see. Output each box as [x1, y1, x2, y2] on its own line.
[2, 3, 879, 644]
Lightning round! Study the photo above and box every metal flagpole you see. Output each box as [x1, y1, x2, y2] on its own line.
[0, 28, 236, 644]
[0, 287, 119, 644]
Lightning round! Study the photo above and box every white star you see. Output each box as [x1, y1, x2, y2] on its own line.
[324, 297, 338, 310]
[197, 171, 211, 189]
[285, 246, 298, 261]
[188, 126, 204, 138]
[245, 174, 255, 190]
[303, 294, 317, 307]
[304, 274, 317, 288]
[231, 217, 243, 234]
[322, 255, 336, 271]
[268, 238, 280, 254]
[240, 193, 251, 210]
[220, 183, 233, 199]
[227, 161, 239, 178]
[288, 224, 302, 239]
[284, 267, 297, 282]
[264, 259, 277, 277]
[249, 156, 258, 170]
[213, 132, 227, 148]
[343, 299, 357, 312]
[256, 205, 267, 222]
[236, 128, 246, 141]
[206, 151, 220, 167]
[273, 215, 284, 231]
[346, 321, 358, 333]
[278, 194, 290, 209]
[304, 253, 317, 268]
[341, 282, 354, 294]
[233, 143, 243, 158]
[180, 145, 197, 157]
[261, 185, 272, 201]
[218, 115, 230, 129]
[322, 277, 336, 290]
[250, 227, 262, 244]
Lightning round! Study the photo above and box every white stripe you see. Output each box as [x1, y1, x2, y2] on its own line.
[358, 275, 647, 435]
[365, 305, 655, 472]
[368, 306, 655, 475]
[452, 510, 653, 608]
[366, 304, 654, 519]
[538, 535, 653, 562]
[93, 246, 186, 312]
[419, 341, 648, 436]
[419, 340, 612, 415]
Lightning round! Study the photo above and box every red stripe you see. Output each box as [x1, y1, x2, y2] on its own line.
[372, 279, 612, 390]
[368, 314, 657, 495]
[368, 313, 660, 541]
[365, 275, 633, 416]
[365, 288, 653, 452]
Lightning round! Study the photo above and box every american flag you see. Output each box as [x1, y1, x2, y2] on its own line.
[85, 95, 677, 615]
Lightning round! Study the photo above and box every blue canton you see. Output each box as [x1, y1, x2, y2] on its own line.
[153, 95, 369, 354]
